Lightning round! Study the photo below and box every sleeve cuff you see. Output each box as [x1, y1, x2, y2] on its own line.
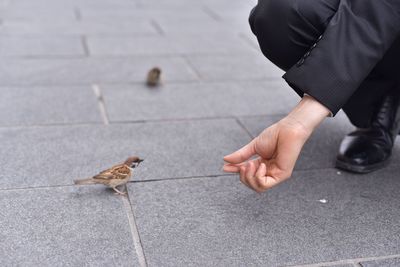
[303, 93, 333, 117]
[282, 67, 340, 116]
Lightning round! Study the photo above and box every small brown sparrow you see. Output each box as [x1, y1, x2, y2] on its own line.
[74, 156, 144, 195]
[146, 67, 161, 87]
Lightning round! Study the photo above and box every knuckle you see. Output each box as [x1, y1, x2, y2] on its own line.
[256, 176, 266, 186]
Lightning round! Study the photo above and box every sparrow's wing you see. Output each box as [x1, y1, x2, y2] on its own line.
[93, 170, 114, 180]
[93, 164, 131, 180]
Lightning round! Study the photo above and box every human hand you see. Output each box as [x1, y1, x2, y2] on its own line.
[223, 95, 330, 193]
[223, 117, 311, 192]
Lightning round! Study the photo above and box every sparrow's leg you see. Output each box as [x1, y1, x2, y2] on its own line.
[112, 187, 126, 195]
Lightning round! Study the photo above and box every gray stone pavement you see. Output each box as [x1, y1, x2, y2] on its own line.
[0, 0, 399, 266]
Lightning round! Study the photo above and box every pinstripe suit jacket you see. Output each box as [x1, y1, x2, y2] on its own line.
[282, 0, 400, 115]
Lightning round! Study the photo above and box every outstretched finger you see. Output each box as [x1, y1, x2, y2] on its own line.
[222, 162, 245, 173]
[223, 140, 256, 164]
[223, 157, 261, 172]
[223, 164, 239, 173]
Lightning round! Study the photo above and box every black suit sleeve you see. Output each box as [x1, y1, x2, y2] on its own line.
[282, 0, 400, 115]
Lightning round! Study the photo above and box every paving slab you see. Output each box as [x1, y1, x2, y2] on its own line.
[154, 18, 250, 34]
[187, 53, 284, 81]
[1, 0, 398, 265]
[137, 0, 206, 9]
[206, 7, 255, 21]
[8, 0, 138, 9]
[87, 33, 256, 56]
[203, 1, 256, 19]
[0, 186, 138, 266]
[79, 7, 211, 20]
[0, 119, 249, 189]
[240, 31, 261, 50]
[87, 35, 177, 56]
[0, 36, 85, 57]
[202, 0, 256, 9]
[314, 264, 355, 267]
[0, 57, 197, 85]
[239, 112, 400, 171]
[102, 81, 299, 122]
[0, 85, 101, 126]
[0, 19, 156, 35]
[138, 0, 253, 10]
[128, 166, 400, 266]
[360, 258, 400, 267]
[0, 8, 76, 20]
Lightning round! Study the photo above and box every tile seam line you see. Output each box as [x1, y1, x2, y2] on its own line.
[129, 165, 400, 184]
[0, 79, 282, 88]
[128, 163, 393, 184]
[0, 33, 255, 38]
[121, 190, 148, 267]
[0, 174, 237, 192]
[1, 164, 400, 192]
[234, 116, 255, 139]
[0, 32, 162, 38]
[80, 52, 262, 57]
[108, 113, 289, 124]
[0, 52, 264, 59]
[0, 116, 241, 129]
[0, 121, 104, 129]
[0, 77, 281, 87]
[201, 5, 222, 21]
[0, 114, 292, 129]
[182, 55, 203, 80]
[0, 55, 90, 59]
[129, 173, 235, 183]
[284, 253, 400, 267]
[110, 115, 237, 124]
[0, 114, 353, 133]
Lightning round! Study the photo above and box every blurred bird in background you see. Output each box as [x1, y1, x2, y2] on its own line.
[146, 67, 162, 87]
[74, 156, 144, 195]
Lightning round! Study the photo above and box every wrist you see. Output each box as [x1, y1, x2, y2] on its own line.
[286, 95, 330, 133]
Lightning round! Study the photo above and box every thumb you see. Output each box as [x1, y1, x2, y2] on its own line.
[224, 140, 256, 164]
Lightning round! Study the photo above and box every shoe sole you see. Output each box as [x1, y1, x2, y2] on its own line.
[335, 157, 390, 174]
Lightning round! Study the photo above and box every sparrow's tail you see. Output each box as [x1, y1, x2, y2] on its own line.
[73, 178, 97, 185]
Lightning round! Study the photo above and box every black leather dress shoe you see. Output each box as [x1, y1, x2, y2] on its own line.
[336, 88, 400, 173]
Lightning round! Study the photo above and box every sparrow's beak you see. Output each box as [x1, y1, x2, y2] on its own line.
[138, 159, 144, 164]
